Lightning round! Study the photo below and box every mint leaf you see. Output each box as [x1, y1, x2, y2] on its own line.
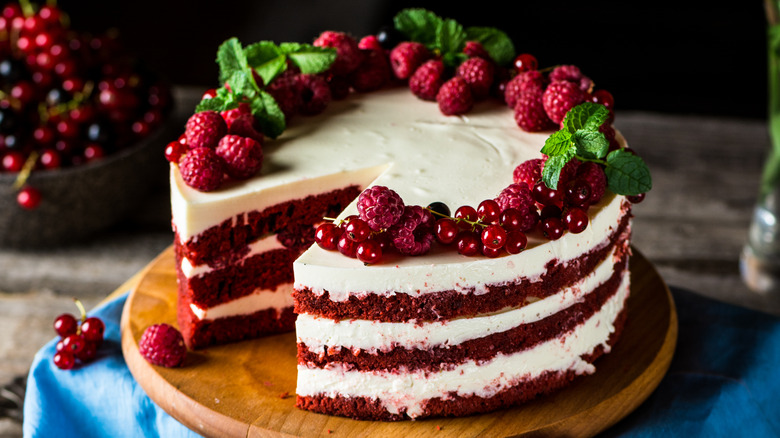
[605, 149, 652, 195]
[541, 130, 572, 157]
[562, 102, 609, 134]
[216, 38, 248, 85]
[252, 90, 286, 139]
[195, 95, 226, 113]
[572, 129, 609, 159]
[435, 17, 466, 54]
[442, 51, 468, 69]
[282, 43, 337, 75]
[226, 70, 259, 100]
[542, 151, 574, 189]
[394, 8, 440, 46]
[465, 27, 515, 66]
[245, 41, 286, 85]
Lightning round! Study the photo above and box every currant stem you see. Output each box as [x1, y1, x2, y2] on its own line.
[424, 207, 487, 231]
[73, 298, 86, 325]
[12, 151, 39, 190]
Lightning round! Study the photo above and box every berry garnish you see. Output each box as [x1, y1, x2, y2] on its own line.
[456, 231, 481, 256]
[481, 224, 507, 250]
[53, 351, 75, 370]
[435, 218, 459, 245]
[541, 217, 565, 240]
[51, 298, 105, 370]
[356, 239, 382, 264]
[315, 223, 341, 250]
[505, 231, 528, 254]
[389, 205, 434, 256]
[345, 218, 371, 242]
[178, 147, 225, 192]
[477, 199, 501, 224]
[436, 76, 473, 116]
[138, 323, 187, 368]
[81, 317, 105, 343]
[426, 201, 451, 218]
[513, 53, 538, 73]
[54, 313, 78, 337]
[564, 208, 589, 234]
[337, 233, 358, 258]
[357, 186, 405, 231]
[61, 334, 86, 355]
[17, 186, 41, 210]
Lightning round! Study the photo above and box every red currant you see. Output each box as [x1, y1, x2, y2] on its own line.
[83, 144, 105, 162]
[513, 53, 538, 73]
[533, 181, 564, 207]
[370, 232, 393, 252]
[627, 193, 646, 204]
[590, 89, 614, 110]
[61, 334, 86, 355]
[315, 223, 341, 250]
[482, 245, 503, 258]
[454, 205, 478, 228]
[457, 232, 481, 256]
[76, 341, 98, 362]
[345, 218, 371, 242]
[53, 313, 78, 337]
[564, 208, 589, 233]
[17, 186, 41, 210]
[164, 141, 187, 164]
[541, 217, 565, 240]
[435, 218, 459, 245]
[356, 239, 382, 264]
[81, 317, 105, 343]
[56, 119, 80, 139]
[477, 199, 501, 224]
[481, 224, 507, 250]
[2, 151, 25, 172]
[53, 351, 75, 370]
[499, 208, 524, 232]
[337, 233, 358, 258]
[40, 149, 61, 169]
[505, 231, 528, 254]
[10, 81, 35, 105]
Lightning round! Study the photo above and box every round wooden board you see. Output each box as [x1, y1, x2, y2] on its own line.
[121, 246, 677, 437]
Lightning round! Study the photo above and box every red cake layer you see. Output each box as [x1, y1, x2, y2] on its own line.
[294, 207, 631, 323]
[176, 186, 361, 267]
[177, 287, 296, 349]
[295, 306, 628, 421]
[297, 253, 628, 372]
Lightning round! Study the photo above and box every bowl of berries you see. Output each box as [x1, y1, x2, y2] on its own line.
[0, 1, 174, 247]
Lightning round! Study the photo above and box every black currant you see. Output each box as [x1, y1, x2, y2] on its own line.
[427, 201, 451, 218]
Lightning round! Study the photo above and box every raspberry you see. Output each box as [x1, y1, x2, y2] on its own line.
[266, 70, 302, 119]
[513, 158, 543, 189]
[220, 102, 251, 127]
[227, 114, 264, 145]
[139, 324, 187, 368]
[463, 41, 491, 59]
[313, 31, 363, 77]
[504, 70, 545, 108]
[436, 76, 473, 116]
[179, 147, 225, 191]
[600, 122, 621, 151]
[358, 35, 383, 51]
[184, 111, 227, 149]
[456, 57, 494, 100]
[326, 74, 351, 100]
[495, 184, 538, 231]
[542, 80, 586, 124]
[357, 185, 405, 231]
[349, 48, 391, 92]
[549, 64, 593, 93]
[389, 41, 430, 80]
[297, 74, 331, 116]
[576, 162, 607, 204]
[409, 59, 446, 101]
[514, 87, 556, 132]
[215, 134, 263, 180]
[389, 205, 434, 256]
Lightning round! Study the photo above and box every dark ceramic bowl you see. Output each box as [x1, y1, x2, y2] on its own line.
[0, 121, 177, 248]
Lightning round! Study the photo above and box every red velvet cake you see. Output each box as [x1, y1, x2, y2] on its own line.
[168, 8, 650, 422]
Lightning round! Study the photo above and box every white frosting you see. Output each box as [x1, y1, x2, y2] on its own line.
[296, 273, 630, 418]
[188, 283, 294, 321]
[296, 245, 623, 352]
[180, 234, 286, 279]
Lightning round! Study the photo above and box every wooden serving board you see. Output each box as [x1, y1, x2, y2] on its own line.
[121, 246, 677, 437]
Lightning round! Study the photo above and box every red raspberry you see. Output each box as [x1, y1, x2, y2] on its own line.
[326, 74, 351, 100]
[313, 31, 363, 77]
[576, 162, 607, 204]
[216, 134, 263, 180]
[436, 76, 474, 116]
[541, 157, 581, 190]
[542, 80, 586, 124]
[297, 74, 331, 116]
[357, 185, 405, 231]
[227, 114, 264, 145]
[389, 41, 430, 80]
[600, 122, 621, 151]
[349, 48, 391, 92]
[358, 35, 383, 51]
[495, 184, 539, 232]
[220, 102, 251, 127]
[184, 111, 227, 149]
[513, 158, 543, 189]
[389, 205, 434, 256]
[456, 57, 494, 100]
[504, 70, 545, 108]
[549, 64, 593, 92]
[514, 87, 556, 132]
[179, 147, 225, 191]
[409, 59, 446, 101]
[139, 323, 187, 368]
[266, 70, 302, 120]
[463, 41, 491, 59]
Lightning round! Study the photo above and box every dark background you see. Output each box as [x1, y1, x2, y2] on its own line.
[58, 0, 768, 119]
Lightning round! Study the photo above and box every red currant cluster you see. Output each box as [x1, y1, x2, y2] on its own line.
[0, 1, 172, 208]
[52, 299, 104, 370]
[432, 200, 530, 257]
[315, 216, 389, 264]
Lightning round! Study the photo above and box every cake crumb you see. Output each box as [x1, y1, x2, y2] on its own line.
[436, 425, 442, 431]
[279, 391, 289, 399]
[327, 429, 332, 434]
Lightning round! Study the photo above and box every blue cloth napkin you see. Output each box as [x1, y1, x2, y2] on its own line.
[22, 287, 780, 437]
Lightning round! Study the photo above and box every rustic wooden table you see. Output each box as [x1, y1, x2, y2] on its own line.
[1, 88, 779, 436]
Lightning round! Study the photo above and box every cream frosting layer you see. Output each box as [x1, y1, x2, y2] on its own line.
[296, 245, 624, 353]
[180, 234, 286, 279]
[189, 283, 294, 321]
[296, 273, 630, 419]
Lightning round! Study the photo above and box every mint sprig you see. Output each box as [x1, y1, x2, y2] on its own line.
[195, 38, 336, 139]
[394, 8, 515, 67]
[541, 102, 652, 196]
